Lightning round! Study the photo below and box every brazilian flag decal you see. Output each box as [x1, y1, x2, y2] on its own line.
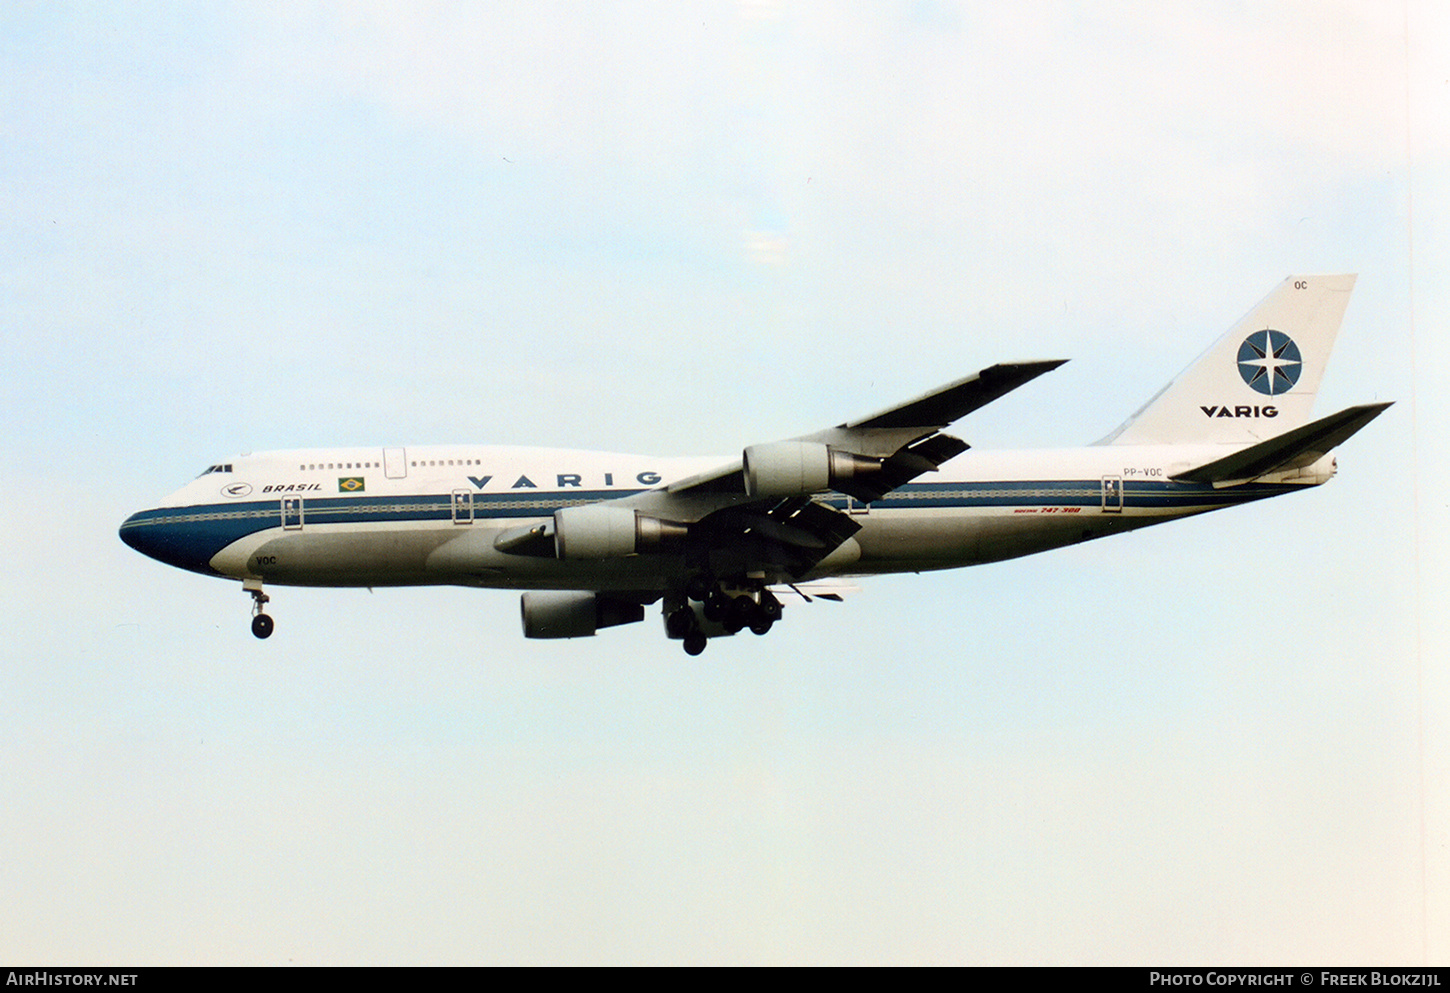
[338, 477, 365, 493]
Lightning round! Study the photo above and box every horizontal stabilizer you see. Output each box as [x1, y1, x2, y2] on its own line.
[1171, 403, 1391, 484]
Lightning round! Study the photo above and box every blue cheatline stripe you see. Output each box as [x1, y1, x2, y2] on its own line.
[119, 489, 646, 532]
[122, 478, 1296, 562]
[117, 489, 653, 572]
[853, 479, 1296, 511]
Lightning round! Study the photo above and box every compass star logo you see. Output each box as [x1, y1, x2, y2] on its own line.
[1237, 329, 1302, 395]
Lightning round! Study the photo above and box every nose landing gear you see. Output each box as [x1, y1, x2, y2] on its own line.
[244, 579, 273, 639]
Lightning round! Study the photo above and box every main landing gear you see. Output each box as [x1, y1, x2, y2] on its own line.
[667, 575, 784, 656]
[245, 579, 273, 639]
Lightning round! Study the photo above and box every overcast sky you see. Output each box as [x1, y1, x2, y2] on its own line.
[2, 0, 1446, 965]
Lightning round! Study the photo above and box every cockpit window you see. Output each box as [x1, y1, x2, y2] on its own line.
[197, 464, 234, 477]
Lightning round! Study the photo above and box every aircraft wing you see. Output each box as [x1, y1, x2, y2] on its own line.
[608, 360, 1065, 578]
[831, 359, 1071, 434]
[650, 360, 1067, 505]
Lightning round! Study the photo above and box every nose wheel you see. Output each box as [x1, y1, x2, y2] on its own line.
[245, 580, 273, 639]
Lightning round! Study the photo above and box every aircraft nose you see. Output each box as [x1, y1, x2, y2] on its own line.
[119, 509, 224, 576]
[118, 512, 145, 552]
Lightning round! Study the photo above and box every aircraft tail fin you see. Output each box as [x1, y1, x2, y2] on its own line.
[1100, 275, 1357, 446]
[1170, 402, 1391, 485]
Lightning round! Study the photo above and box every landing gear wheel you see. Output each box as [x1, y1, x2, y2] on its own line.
[759, 590, 783, 623]
[666, 606, 696, 639]
[683, 632, 708, 656]
[685, 572, 715, 602]
[245, 581, 273, 639]
[703, 589, 730, 622]
[723, 595, 756, 634]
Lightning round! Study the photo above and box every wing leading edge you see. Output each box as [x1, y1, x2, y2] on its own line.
[837, 360, 1070, 433]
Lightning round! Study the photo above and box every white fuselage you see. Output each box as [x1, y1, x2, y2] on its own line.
[120, 443, 1330, 593]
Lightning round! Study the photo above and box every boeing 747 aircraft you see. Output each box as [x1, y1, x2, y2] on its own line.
[121, 275, 1389, 654]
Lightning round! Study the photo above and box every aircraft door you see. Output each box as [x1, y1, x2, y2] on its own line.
[1101, 476, 1123, 513]
[282, 496, 304, 530]
[384, 448, 408, 479]
[451, 489, 473, 525]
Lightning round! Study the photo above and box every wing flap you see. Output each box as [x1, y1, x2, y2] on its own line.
[696, 497, 863, 578]
[768, 580, 862, 602]
[833, 432, 970, 503]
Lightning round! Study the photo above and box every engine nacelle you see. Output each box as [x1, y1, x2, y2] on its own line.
[742, 441, 881, 498]
[520, 591, 646, 639]
[552, 504, 689, 560]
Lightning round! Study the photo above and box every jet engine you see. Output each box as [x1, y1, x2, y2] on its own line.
[552, 504, 689, 560]
[742, 441, 882, 498]
[520, 591, 646, 638]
